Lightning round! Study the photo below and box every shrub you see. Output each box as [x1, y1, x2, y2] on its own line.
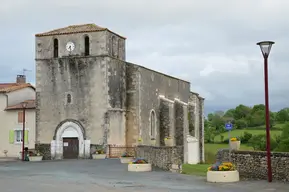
[275, 138, 289, 152]
[239, 131, 253, 144]
[247, 134, 278, 151]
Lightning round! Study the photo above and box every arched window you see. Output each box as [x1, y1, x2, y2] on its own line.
[150, 110, 156, 138]
[111, 36, 116, 57]
[84, 35, 90, 56]
[67, 94, 72, 104]
[117, 39, 121, 59]
[53, 38, 59, 58]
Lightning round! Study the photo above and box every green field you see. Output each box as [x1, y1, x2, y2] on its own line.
[213, 129, 282, 142]
[205, 143, 253, 152]
[204, 143, 254, 164]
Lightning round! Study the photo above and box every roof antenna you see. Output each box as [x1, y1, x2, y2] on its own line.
[22, 68, 32, 76]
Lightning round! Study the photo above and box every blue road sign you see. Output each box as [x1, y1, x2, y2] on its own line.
[225, 123, 233, 131]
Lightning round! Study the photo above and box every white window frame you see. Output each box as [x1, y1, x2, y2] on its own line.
[14, 130, 23, 144]
[13, 128, 29, 145]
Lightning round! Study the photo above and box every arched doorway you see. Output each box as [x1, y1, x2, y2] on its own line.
[53, 120, 86, 159]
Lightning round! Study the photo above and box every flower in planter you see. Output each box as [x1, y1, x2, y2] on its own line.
[129, 158, 148, 164]
[29, 151, 42, 157]
[138, 138, 142, 142]
[230, 137, 239, 142]
[207, 162, 236, 171]
[164, 136, 171, 141]
[121, 152, 133, 157]
[96, 149, 105, 154]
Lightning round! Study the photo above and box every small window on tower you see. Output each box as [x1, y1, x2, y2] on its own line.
[111, 36, 116, 57]
[84, 35, 90, 56]
[53, 38, 59, 58]
[67, 94, 72, 104]
[117, 39, 121, 59]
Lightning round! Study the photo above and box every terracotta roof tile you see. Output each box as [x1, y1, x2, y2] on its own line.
[0, 83, 35, 93]
[5, 100, 35, 110]
[35, 23, 126, 39]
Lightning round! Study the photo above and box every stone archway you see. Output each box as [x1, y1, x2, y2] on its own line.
[51, 120, 90, 160]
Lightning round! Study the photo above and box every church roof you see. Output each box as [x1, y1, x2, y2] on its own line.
[35, 23, 126, 39]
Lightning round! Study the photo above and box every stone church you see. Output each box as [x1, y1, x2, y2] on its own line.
[35, 24, 205, 161]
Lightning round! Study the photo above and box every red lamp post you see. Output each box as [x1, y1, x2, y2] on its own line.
[256, 41, 275, 182]
[21, 102, 28, 161]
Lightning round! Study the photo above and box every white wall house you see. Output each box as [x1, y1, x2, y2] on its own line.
[0, 75, 36, 158]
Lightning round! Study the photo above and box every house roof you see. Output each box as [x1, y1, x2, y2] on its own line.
[35, 23, 126, 39]
[5, 100, 35, 110]
[0, 83, 35, 93]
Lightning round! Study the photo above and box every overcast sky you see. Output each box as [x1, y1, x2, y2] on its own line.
[1, 0, 289, 114]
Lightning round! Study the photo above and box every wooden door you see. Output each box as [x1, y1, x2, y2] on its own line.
[63, 138, 79, 159]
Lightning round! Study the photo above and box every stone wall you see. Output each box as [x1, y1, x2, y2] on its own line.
[217, 149, 289, 181]
[136, 145, 183, 170]
[188, 92, 205, 163]
[35, 143, 51, 160]
[174, 101, 184, 146]
[125, 63, 140, 146]
[159, 99, 170, 146]
[198, 97, 205, 162]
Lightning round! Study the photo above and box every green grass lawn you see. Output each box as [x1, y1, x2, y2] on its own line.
[213, 129, 282, 142]
[252, 123, 286, 129]
[204, 143, 254, 164]
[205, 143, 253, 153]
[182, 164, 209, 176]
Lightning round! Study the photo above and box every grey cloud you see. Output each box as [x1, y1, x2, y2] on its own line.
[1, 0, 289, 114]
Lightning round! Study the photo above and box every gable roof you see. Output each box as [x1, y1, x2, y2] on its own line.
[0, 83, 35, 93]
[5, 99, 35, 110]
[35, 23, 126, 39]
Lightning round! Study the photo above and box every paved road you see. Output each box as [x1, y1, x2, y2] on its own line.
[0, 159, 288, 192]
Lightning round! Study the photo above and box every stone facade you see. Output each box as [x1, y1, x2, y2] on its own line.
[35, 24, 205, 161]
[136, 145, 183, 171]
[217, 149, 289, 181]
[188, 92, 205, 162]
[159, 98, 171, 146]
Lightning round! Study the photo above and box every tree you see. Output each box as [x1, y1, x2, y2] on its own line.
[274, 122, 289, 151]
[204, 125, 217, 143]
[276, 108, 289, 123]
[235, 119, 247, 129]
[234, 104, 251, 120]
[210, 112, 225, 133]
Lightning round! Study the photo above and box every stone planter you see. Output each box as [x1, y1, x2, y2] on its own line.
[230, 141, 241, 150]
[128, 163, 152, 172]
[164, 139, 173, 146]
[92, 154, 106, 159]
[137, 140, 143, 145]
[207, 170, 240, 183]
[29, 156, 43, 162]
[120, 157, 134, 163]
[150, 139, 156, 146]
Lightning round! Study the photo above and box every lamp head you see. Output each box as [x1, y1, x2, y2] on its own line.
[21, 102, 27, 108]
[256, 41, 275, 58]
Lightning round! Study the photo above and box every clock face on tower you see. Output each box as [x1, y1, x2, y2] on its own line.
[66, 42, 75, 52]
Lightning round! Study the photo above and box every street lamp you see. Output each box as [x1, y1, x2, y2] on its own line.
[21, 101, 28, 161]
[256, 41, 275, 182]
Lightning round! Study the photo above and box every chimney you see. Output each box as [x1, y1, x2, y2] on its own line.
[16, 75, 26, 84]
